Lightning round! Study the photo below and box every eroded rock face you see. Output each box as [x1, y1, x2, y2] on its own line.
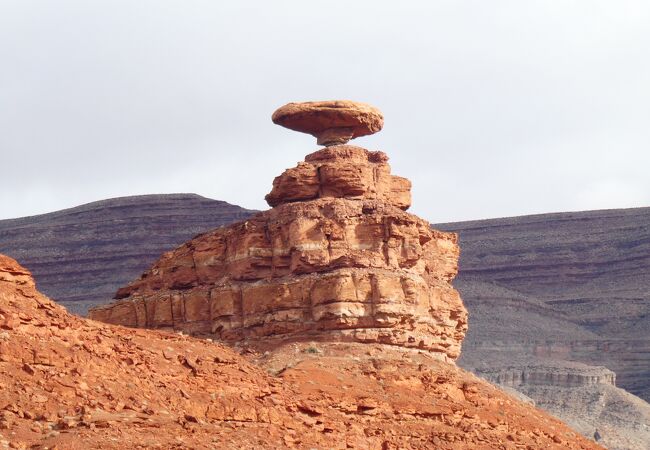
[0, 255, 34, 288]
[265, 146, 411, 209]
[90, 103, 467, 361]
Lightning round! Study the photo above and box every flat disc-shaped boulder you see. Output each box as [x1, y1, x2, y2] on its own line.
[272, 100, 384, 146]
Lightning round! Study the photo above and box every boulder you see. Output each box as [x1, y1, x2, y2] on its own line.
[271, 100, 383, 146]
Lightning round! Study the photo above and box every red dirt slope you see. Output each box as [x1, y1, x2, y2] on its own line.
[0, 255, 600, 449]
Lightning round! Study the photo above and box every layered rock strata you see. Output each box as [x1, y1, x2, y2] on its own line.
[437, 207, 650, 400]
[265, 146, 411, 209]
[90, 102, 468, 360]
[437, 209, 650, 449]
[472, 358, 617, 389]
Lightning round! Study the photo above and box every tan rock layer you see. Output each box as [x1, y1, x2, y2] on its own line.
[265, 145, 411, 209]
[91, 196, 467, 359]
[90, 268, 466, 358]
[113, 198, 458, 295]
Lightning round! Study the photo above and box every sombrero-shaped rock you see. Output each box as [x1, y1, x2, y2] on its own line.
[272, 100, 384, 146]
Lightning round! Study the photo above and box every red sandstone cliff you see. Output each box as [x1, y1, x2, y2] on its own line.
[90, 126, 467, 361]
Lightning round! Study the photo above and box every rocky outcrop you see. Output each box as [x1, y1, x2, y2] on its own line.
[265, 146, 411, 209]
[0, 253, 602, 449]
[475, 361, 616, 388]
[0, 254, 34, 288]
[91, 197, 464, 357]
[501, 369, 615, 388]
[518, 383, 650, 450]
[466, 355, 650, 450]
[91, 102, 467, 360]
[0, 194, 254, 315]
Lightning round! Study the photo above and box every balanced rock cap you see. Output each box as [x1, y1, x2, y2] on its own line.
[272, 100, 384, 146]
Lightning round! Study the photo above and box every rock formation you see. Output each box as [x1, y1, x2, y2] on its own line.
[2, 101, 605, 448]
[90, 101, 467, 361]
[3, 193, 647, 447]
[474, 357, 650, 450]
[0, 251, 602, 448]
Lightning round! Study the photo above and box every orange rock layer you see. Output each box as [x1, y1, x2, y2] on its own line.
[266, 146, 411, 208]
[90, 146, 467, 360]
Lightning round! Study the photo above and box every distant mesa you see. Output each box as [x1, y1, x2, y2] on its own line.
[271, 100, 383, 146]
[0, 193, 255, 315]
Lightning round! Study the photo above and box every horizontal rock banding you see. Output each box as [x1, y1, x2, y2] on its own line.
[90, 102, 468, 361]
[92, 196, 466, 359]
[114, 198, 457, 295]
[0, 194, 254, 315]
[265, 146, 411, 209]
[91, 268, 465, 356]
[438, 206, 650, 401]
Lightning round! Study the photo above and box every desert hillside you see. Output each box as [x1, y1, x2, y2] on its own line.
[0, 253, 601, 449]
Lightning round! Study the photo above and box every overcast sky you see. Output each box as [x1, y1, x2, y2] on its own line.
[1, 1, 649, 223]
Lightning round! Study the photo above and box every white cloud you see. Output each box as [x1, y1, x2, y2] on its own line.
[574, 179, 650, 211]
[1, 1, 649, 222]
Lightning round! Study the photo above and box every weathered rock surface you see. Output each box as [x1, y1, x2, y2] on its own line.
[519, 383, 650, 450]
[91, 142, 466, 360]
[467, 356, 650, 450]
[472, 358, 617, 388]
[0, 194, 254, 315]
[272, 100, 383, 146]
[266, 145, 411, 209]
[0, 254, 602, 449]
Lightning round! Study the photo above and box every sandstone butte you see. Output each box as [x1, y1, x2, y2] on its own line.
[90, 100, 461, 359]
[0, 101, 600, 449]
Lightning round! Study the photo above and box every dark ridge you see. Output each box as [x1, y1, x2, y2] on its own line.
[0, 194, 257, 315]
[435, 206, 650, 401]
